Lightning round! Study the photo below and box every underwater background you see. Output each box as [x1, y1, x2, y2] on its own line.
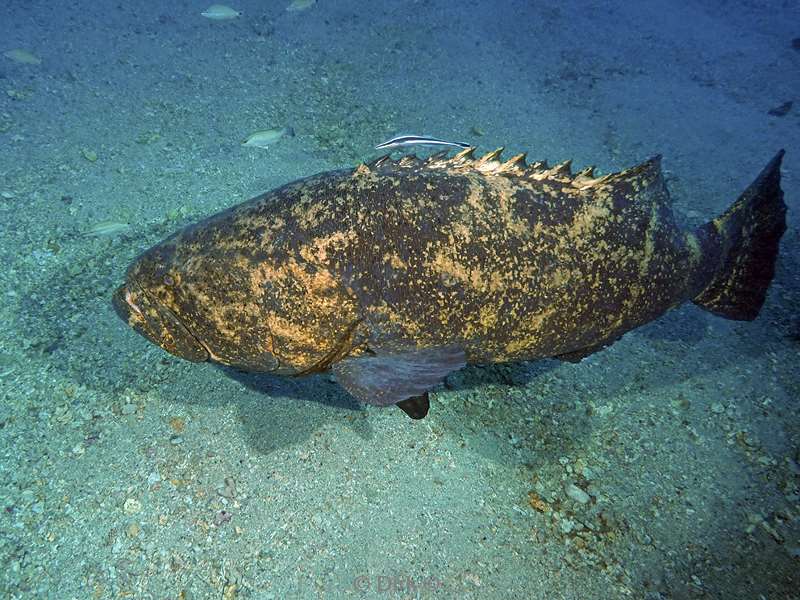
[0, 0, 798, 598]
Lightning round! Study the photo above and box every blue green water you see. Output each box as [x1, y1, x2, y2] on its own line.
[0, 1, 798, 598]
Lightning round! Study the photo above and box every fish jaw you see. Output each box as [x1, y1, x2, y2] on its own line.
[112, 282, 210, 363]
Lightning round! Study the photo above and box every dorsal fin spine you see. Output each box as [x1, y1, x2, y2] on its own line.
[453, 147, 476, 162]
[498, 152, 527, 173]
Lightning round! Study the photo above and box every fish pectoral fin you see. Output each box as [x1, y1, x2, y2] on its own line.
[332, 345, 466, 410]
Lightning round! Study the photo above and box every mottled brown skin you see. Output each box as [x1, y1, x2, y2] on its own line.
[113, 147, 786, 415]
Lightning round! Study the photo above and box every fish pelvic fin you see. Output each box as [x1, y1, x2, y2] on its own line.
[692, 150, 786, 320]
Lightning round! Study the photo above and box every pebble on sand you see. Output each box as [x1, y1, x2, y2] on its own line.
[201, 4, 241, 20]
[123, 498, 141, 515]
[126, 522, 141, 538]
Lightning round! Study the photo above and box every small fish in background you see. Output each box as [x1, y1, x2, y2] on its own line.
[286, 0, 316, 12]
[768, 101, 793, 117]
[375, 135, 471, 152]
[242, 127, 295, 149]
[84, 220, 130, 237]
[201, 4, 241, 20]
[3, 49, 41, 65]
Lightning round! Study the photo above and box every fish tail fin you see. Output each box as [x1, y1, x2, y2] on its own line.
[692, 150, 786, 320]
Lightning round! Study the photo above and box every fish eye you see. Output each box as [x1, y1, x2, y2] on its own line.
[163, 274, 175, 286]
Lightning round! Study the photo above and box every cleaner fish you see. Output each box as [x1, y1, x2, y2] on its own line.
[375, 135, 471, 152]
[113, 146, 787, 419]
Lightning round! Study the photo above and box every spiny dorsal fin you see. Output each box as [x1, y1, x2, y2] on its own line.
[423, 150, 451, 169]
[474, 147, 504, 172]
[452, 146, 476, 162]
[570, 156, 661, 189]
[354, 163, 371, 177]
[497, 152, 527, 174]
[528, 159, 548, 172]
[377, 145, 663, 191]
[571, 165, 599, 188]
[398, 154, 420, 168]
[548, 159, 573, 178]
[479, 147, 504, 163]
[367, 154, 392, 169]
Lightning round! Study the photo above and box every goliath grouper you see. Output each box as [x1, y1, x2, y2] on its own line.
[113, 147, 786, 419]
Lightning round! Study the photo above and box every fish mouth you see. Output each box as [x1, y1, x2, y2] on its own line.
[112, 280, 210, 363]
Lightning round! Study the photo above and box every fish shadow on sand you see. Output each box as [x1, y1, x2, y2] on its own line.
[223, 367, 356, 410]
[218, 360, 556, 453]
[213, 367, 358, 453]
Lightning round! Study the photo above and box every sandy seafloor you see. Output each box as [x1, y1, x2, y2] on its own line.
[0, 0, 798, 598]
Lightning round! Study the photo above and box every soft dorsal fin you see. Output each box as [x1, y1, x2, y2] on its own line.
[609, 155, 662, 184]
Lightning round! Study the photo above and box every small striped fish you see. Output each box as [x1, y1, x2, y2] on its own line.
[375, 135, 471, 151]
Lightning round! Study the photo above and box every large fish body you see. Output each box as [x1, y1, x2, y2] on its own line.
[113, 147, 786, 418]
